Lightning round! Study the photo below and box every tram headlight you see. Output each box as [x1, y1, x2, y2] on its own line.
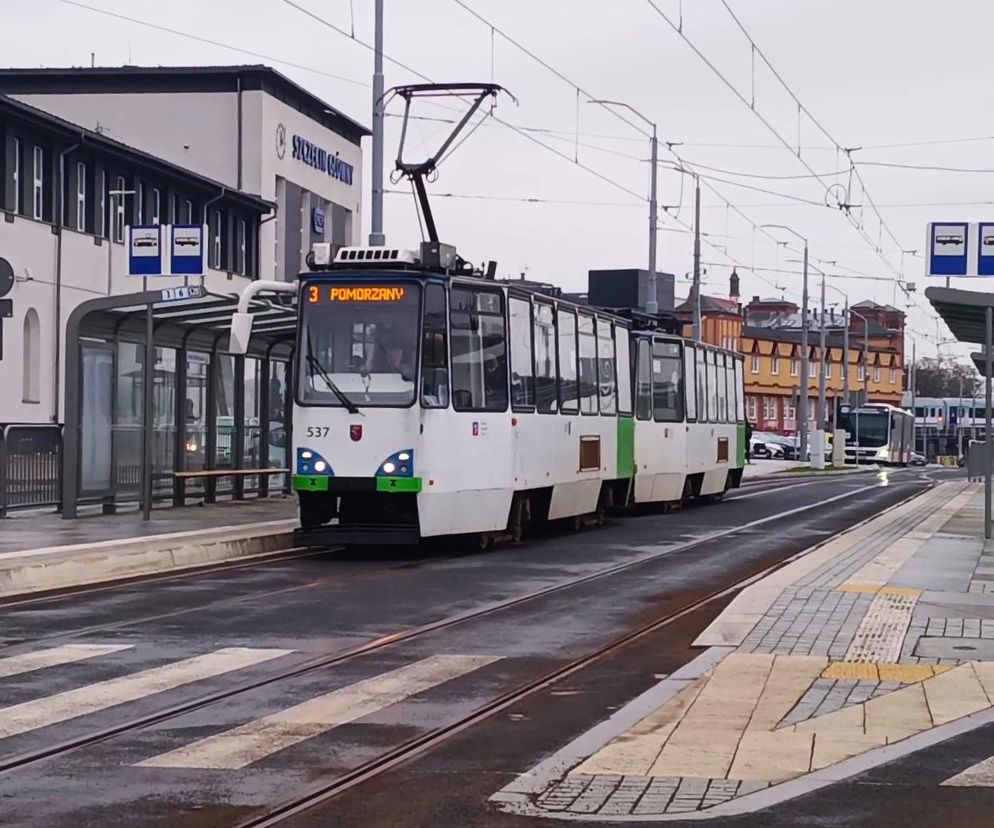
[296, 448, 332, 475]
[375, 449, 415, 478]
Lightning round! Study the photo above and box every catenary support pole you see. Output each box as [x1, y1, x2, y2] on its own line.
[692, 174, 702, 340]
[369, 0, 385, 246]
[141, 304, 155, 521]
[647, 123, 659, 315]
[986, 306, 992, 541]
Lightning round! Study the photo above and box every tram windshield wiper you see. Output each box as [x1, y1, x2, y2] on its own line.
[305, 335, 361, 415]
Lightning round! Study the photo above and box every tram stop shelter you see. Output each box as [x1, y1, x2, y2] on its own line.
[926, 286, 994, 538]
[62, 286, 296, 519]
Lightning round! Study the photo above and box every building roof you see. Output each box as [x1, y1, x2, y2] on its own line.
[741, 324, 901, 354]
[852, 299, 903, 313]
[0, 94, 272, 212]
[675, 294, 740, 315]
[0, 65, 370, 145]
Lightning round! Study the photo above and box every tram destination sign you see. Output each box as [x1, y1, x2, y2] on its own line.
[306, 285, 408, 303]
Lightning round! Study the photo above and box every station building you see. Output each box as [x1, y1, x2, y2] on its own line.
[0, 65, 368, 516]
[0, 65, 368, 281]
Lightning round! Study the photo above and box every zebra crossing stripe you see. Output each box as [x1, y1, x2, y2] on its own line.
[138, 653, 500, 770]
[0, 647, 292, 740]
[0, 644, 133, 678]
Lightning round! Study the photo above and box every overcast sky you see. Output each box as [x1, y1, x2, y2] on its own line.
[6, 0, 994, 363]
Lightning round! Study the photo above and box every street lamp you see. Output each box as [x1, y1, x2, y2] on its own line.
[763, 225, 810, 461]
[588, 100, 659, 315]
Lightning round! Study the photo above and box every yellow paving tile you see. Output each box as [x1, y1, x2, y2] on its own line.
[836, 583, 881, 594]
[811, 732, 887, 770]
[968, 661, 994, 703]
[821, 662, 879, 681]
[922, 664, 991, 726]
[876, 663, 936, 683]
[648, 729, 742, 779]
[863, 682, 932, 740]
[574, 676, 707, 776]
[727, 730, 815, 782]
[748, 656, 827, 732]
[878, 587, 923, 598]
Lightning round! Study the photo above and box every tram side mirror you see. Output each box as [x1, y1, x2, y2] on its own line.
[229, 312, 253, 355]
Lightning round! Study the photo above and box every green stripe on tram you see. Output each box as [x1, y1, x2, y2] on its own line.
[376, 476, 423, 493]
[617, 416, 635, 479]
[293, 474, 329, 492]
[736, 423, 746, 468]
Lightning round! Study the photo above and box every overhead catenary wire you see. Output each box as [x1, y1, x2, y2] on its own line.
[57, 0, 369, 87]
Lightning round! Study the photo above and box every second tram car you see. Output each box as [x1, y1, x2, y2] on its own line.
[283, 244, 745, 546]
[836, 402, 914, 465]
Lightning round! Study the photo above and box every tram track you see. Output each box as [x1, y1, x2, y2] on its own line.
[0, 473, 930, 780]
[0, 470, 907, 651]
[232, 475, 935, 827]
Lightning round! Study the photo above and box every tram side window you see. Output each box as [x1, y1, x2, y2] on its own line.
[533, 302, 558, 413]
[420, 283, 449, 408]
[717, 353, 727, 422]
[652, 340, 684, 422]
[598, 320, 617, 415]
[635, 339, 652, 421]
[684, 344, 698, 421]
[698, 347, 710, 422]
[734, 357, 745, 423]
[509, 296, 535, 410]
[578, 313, 598, 415]
[449, 287, 508, 412]
[615, 327, 633, 416]
[557, 308, 579, 413]
[709, 351, 720, 423]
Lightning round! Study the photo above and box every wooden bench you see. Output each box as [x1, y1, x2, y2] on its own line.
[171, 468, 291, 505]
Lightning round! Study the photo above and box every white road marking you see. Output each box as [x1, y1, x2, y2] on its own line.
[138, 653, 500, 770]
[0, 644, 133, 678]
[0, 647, 292, 740]
[943, 755, 994, 786]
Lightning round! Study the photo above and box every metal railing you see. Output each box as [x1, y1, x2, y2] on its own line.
[0, 424, 63, 517]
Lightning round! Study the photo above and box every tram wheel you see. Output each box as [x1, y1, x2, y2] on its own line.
[508, 494, 529, 544]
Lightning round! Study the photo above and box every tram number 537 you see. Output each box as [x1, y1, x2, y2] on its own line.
[306, 426, 331, 438]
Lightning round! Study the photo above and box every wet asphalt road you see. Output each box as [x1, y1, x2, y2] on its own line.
[0, 468, 960, 827]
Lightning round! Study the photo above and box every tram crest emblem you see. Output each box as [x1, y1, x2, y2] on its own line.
[350, 424, 363, 441]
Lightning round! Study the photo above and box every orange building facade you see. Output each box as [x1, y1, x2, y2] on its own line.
[678, 279, 906, 435]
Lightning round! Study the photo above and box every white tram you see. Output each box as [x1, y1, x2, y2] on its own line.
[276, 243, 745, 547]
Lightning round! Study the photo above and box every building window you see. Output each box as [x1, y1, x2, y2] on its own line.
[771, 356, 780, 376]
[137, 182, 146, 224]
[825, 360, 832, 379]
[790, 358, 799, 377]
[872, 365, 881, 383]
[746, 395, 758, 423]
[235, 217, 247, 275]
[152, 188, 161, 225]
[785, 399, 797, 421]
[763, 396, 777, 422]
[99, 170, 106, 237]
[857, 363, 866, 382]
[889, 367, 897, 385]
[113, 175, 126, 243]
[32, 145, 44, 220]
[75, 162, 86, 232]
[750, 354, 760, 374]
[810, 358, 818, 377]
[184, 199, 194, 224]
[22, 308, 40, 403]
[12, 137, 20, 213]
[210, 209, 222, 268]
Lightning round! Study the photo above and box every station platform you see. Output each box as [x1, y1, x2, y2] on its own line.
[494, 478, 994, 820]
[0, 497, 298, 599]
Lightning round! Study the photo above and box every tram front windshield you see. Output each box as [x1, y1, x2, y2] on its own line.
[298, 281, 421, 407]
